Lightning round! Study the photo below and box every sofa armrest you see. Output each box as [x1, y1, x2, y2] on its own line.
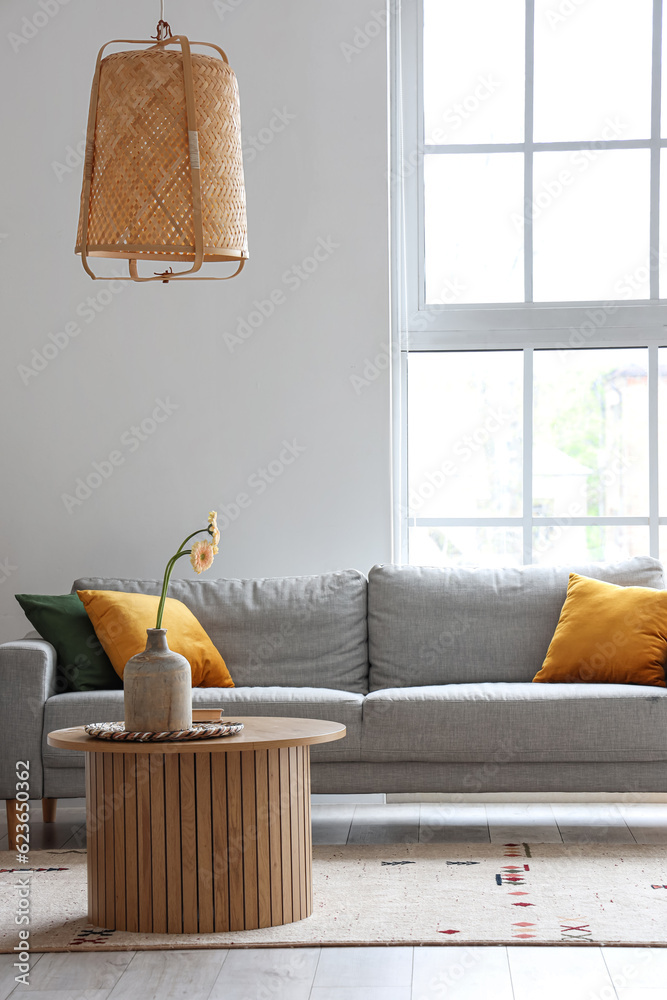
[0, 639, 58, 799]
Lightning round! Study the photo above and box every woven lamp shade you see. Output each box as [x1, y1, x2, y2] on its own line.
[76, 35, 248, 282]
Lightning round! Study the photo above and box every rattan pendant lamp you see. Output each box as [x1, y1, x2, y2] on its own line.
[75, 2, 248, 283]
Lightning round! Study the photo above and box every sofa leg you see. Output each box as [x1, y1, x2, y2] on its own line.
[6, 800, 20, 851]
[42, 798, 57, 824]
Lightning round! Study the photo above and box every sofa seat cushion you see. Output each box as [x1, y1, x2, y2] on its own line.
[73, 571, 369, 693]
[368, 558, 664, 689]
[361, 683, 667, 764]
[43, 686, 362, 766]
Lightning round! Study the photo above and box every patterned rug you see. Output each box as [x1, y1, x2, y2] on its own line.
[1, 843, 667, 951]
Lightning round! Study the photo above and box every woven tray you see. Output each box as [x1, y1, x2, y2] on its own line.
[83, 721, 244, 742]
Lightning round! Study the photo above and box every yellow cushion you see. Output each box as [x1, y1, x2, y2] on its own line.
[77, 590, 234, 688]
[533, 573, 667, 687]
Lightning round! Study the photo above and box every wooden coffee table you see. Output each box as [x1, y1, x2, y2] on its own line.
[47, 716, 345, 934]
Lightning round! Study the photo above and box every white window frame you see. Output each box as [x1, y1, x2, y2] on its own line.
[391, 0, 667, 565]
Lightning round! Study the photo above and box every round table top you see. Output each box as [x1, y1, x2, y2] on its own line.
[47, 717, 346, 754]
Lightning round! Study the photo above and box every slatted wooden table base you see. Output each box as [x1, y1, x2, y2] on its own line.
[48, 717, 345, 934]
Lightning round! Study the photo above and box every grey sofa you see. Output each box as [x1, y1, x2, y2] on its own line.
[3, 556, 667, 833]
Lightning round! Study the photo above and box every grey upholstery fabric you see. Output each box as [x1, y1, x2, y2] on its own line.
[6, 561, 667, 803]
[43, 758, 667, 799]
[73, 571, 369, 693]
[367, 557, 665, 690]
[42, 686, 363, 770]
[43, 766, 86, 798]
[0, 640, 58, 799]
[309, 760, 667, 794]
[362, 683, 667, 763]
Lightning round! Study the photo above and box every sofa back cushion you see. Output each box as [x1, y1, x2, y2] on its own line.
[367, 557, 665, 690]
[73, 570, 369, 693]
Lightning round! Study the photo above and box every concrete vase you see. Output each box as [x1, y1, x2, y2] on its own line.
[123, 628, 192, 732]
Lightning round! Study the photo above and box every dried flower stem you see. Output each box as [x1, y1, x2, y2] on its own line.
[155, 528, 211, 629]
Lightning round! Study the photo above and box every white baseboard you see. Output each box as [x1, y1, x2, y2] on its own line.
[311, 793, 387, 804]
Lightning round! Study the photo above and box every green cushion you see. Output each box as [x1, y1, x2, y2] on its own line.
[15, 593, 121, 693]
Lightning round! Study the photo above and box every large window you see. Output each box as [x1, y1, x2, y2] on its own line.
[393, 0, 667, 567]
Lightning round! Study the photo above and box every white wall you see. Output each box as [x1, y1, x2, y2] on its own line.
[0, 0, 391, 642]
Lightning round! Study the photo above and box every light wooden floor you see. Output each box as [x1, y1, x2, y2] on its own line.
[2, 798, 666, 1000]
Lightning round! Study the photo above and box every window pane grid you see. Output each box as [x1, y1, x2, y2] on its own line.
[410, 518, 653, 527]
[400, 2, 665, 567]
[524, 0, 535, 305]
[418, 0, 665, 307]
[522, 348, 534, 559]
[651, 0, 663, 298]
[423, 139, 667, 152]
[406, 347, 662, 565]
